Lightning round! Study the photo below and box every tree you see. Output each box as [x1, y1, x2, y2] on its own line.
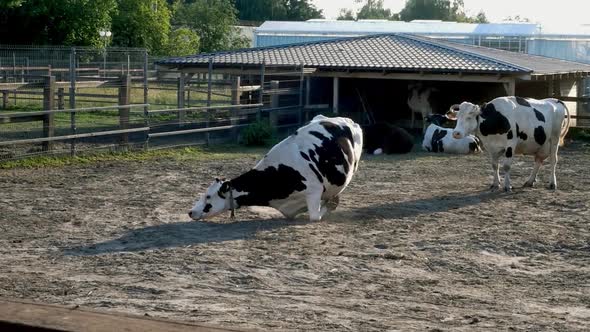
[173, 0, 248, 52]
[0, 0, 117, 46]
[399, 0, 487, 23]
[166, 27, 200, 56]
[232, 0, 322, 22]
[337, 0, 398, 21]
[503, 15, 530, 23]
[111, 0, 171, 54]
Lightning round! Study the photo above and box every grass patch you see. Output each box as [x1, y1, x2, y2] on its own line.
[568, 127, 590, 142]
[0, 145, 266, 170]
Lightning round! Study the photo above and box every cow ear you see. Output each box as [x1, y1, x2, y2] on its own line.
[215, 178, 220, 183]
[446, 105, 459, 120]
[220, 181, 230, 193]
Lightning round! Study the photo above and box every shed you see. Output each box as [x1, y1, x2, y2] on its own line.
[157, 33, 590, 127]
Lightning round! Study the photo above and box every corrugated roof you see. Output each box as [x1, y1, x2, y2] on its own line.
[255, 20, 541, 37]
[158, 34, 531, 74]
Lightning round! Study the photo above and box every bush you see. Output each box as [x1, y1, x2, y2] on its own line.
[241, 121, 275, 146]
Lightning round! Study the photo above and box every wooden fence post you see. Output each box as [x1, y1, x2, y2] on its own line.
[1, 91, 8, 109]
[231, 75, 241, 142]
[177, 73, 185, 125]
[42, 75, 56, 151]
[69, 47, 77, 156]
[118, 74, 131, 147]
[269, 80, 279, 127]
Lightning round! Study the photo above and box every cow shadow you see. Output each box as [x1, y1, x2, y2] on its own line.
[64, 218, 307, 256]
[330, 190, 502, 222]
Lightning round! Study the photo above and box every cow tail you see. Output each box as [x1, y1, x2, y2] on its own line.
[559, 101, 571, 147]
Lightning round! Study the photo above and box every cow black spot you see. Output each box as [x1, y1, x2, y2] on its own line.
[534, 126, 547, 145]
[515, 123, 528, 141]
[308, 163, 323, 184]
[479, 103, 510, 136]
[507, 130, 513, 140]
[533, 109, 545, 122]
[307, 124, 355, 186]
[515, 96, 531, 107]
[300, 151, 310, 162]
[231, 164, 307, 207]
[469, 141, 478, 152]
[505, 147, 513, 158]
[203, 203, 212, 213]
[430, 129, 447, 153]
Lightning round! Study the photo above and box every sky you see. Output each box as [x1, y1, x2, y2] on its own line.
[311, 0, 590, 31]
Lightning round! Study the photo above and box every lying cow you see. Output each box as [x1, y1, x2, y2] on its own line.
[189, 115, 363, 222]
[363, 122, 414, 155]
[448, 96, 570, 191]
[422, 116, 481, 154]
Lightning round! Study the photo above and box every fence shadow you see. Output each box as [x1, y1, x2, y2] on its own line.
[64, 218, 307, 256]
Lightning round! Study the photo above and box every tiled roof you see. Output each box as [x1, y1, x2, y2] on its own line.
[158, 34, 531, 74]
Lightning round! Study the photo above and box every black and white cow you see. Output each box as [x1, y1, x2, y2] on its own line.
[188, 115, 363, 222]
[449, 96, 570, 191]
[363, 122, 414, 155]
[422, 122, 481, 154]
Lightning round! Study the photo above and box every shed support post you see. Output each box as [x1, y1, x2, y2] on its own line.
[270, 80, 279, 127]
[69, 48, 77, 156]
[504, 79, 516, 96]
[333, 77, 339, 114]
[42, 75, 56, 151]
[118, 74, 131, 147]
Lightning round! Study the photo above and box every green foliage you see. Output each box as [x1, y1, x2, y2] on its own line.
[399, 0, 487, 23]
[233, 0, 323, 22]
[111, 0, 171, 54]
[241, 121, 275, 146]
[0, 0, 117, 46]
[338, 0, 398, 21]
[166, 27, 200, 56]
[172, 0, 246, 52]
[568, 128, 590, 142]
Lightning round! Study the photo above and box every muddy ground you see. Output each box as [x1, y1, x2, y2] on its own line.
[1, 143, 589, 331]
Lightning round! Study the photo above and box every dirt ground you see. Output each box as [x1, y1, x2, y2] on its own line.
[1, 142, 589, 332]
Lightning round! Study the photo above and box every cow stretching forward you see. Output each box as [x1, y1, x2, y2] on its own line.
[449, 96, 570, 191]
[189, 115, 363, 222]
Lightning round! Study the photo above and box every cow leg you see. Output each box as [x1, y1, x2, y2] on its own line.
[502, 155, 514, 192]
[305, 192, 323, 222]
[488, 152, 501, 191]
[523, 156, 544, 188]
[548, 142, 560, 190]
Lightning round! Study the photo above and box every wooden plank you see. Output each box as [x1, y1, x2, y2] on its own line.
[0, 298, 246, 332]
[149, 124, 249, 138]
[0, 114, 44, 124]
[143, 103, 263, 115]
[0, 127, 150, 146]
[556, 96, 590, 102]
[0, 104, 149, 118]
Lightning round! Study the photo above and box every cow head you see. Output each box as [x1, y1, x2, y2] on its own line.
[448, 102, 480, 139]
[188, 178, 233, 220]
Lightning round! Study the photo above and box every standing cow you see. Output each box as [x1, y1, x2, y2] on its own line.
[448, 96, 570, 191]
[189, 115, 363, 222]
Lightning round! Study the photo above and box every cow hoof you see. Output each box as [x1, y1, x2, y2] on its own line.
[504, 186, 513, 193]
[522, 181, 535, 188]
[548, 183, 556, 190]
